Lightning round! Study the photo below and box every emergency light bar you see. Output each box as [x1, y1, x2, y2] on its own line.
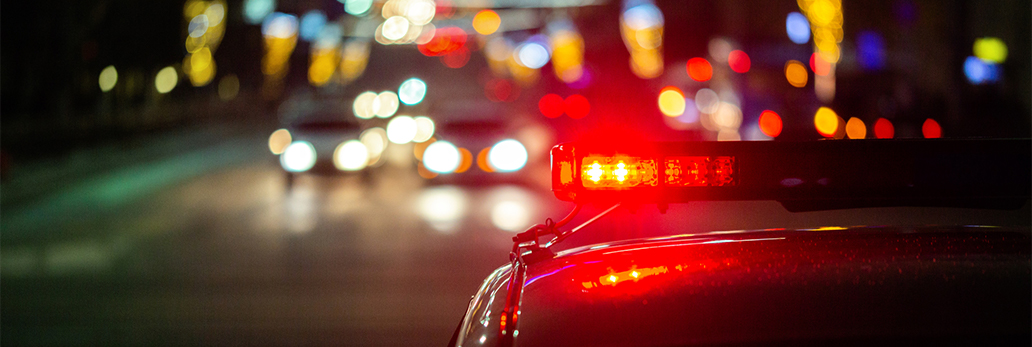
[551, 139, 1031, 211]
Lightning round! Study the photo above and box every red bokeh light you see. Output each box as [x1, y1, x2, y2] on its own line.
[564, 94, 590, 119]
[728, 50, 751, 73]
[686, 58, 713, 82]
[758, 110, 782, 137]
[485, 78, 519, 102]
[441, 47, 470, 68]
[418, 27, 466, 56]
[922, 118, 942, 138]
[538, 94, 564, 118]
[874, 118, 895, 139]
[809, 53, 831, 76]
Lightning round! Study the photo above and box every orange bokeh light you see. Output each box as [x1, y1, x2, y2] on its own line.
[456, 148, 473, 173]
[810, 53, 831, 76]
[472, 10, 501, 35]
[758, 110, 782, 137]
[687, 58, 713, 82]
[922, 118, 942, 138]
[845, 117, 866, 139]
[784, 60, 808, 88]
[477, 147, 494, 172]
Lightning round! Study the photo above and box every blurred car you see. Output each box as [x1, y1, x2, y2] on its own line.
[450, 139, 1031, 346]
[270, 95, 377, 186]
[417, 99, 548, 185]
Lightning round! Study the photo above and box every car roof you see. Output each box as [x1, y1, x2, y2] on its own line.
[457, 225, 1031, 346]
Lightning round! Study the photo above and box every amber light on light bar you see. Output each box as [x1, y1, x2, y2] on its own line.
[580, 157, 659, 189]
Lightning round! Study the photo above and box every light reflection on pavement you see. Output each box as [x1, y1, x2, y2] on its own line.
[1, 159, 564, 346]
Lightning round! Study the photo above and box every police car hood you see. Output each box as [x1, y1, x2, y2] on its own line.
[458, 225, 1031, 346]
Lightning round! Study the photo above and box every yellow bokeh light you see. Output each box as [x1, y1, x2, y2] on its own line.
[472, 10, 501, 35]
[845, 117, 866, 139]
[658, 87, 686, 117]
[974, 37, 1007, 63]
[154, 66, 178, 94]
[98, 65, 118, 92]
[784, 60, 808, 88]
[190, 47, 213, 72]
[814, 107, 839, 137]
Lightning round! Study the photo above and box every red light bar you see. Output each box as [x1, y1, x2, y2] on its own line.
[551, 140, 1031, 210]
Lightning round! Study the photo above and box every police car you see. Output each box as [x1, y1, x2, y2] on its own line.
[450, 139, 1031, 346]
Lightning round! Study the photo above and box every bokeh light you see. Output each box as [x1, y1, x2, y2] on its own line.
[488, 139, 528, 172]
[382, 16, 410, 41]
[280, 141, 317, 172]
[413, 116, 435, 143]
[473, 10, 501, 35]
[98, 65, 118, 92]
[455, 148, 473, 173]
[375, 91, 400, 118]
[154, 66, 178, 94]
[516, 42, 550, 69]
[360, 127, 388, 164]
[217, 74, 239, 100]
[268, 129, 292, 154]
[712, 102, 743, 130]
[813, 107, 840, 138]
[964, 56, 1000, 84]
[687, 58, 713, 82]
[658, 87, 686, 117]
[922, 118, 942, 138]
[973, 37, 1007, 63]
[491, 201, 531, 232]
[727, 50, 751, 73]
[810, 52, 831, 76]
[694, 88, 720, 114]
[333, 140, 369, 171]
[299, 10, 327, 42]
[243, 0, 276, 25]
[758, 110, 782, 137]
[423, 141, 461, 173]
[477, 147, 493, 172]
[398, 78, 427, 105]
[856, 31, 886, 70]
[845, 117, 866, 139]
[785, 60, 808, 87]
[874, 118, 895, 139]
[538, 94, 564, 118]
[786, 12, 811, 44]
[343, 0, 374, 17]
[386, 116, 417, 144]
[416, 186, 467, 232]
[353, 91, 378, 119]
[564, 94, 590, 119]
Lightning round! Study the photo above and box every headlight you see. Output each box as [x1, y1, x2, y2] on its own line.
[280, 141, 317, 172]
[423, 140, 461, 173]
[488, 139, 528, 172]
[333, 140, 369, 171]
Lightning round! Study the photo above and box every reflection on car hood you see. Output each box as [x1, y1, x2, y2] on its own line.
[457, 225, 1031, 346]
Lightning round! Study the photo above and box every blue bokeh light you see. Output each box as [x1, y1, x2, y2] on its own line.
[786, 12, 810, 44]
[856, 31, 886, 70]
[299, 10, 327, 42]
[964, 56, 1000, 84]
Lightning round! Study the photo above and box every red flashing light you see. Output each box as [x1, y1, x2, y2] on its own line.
[665, 156, 735, 187]
[728, 50, 751, 73]
[539, 94, 564, 118]
[687, 58, 713, 82]
[874, 118, 895, 139]
[922, 118, 942, 138]
[564, 94, 590, 119]
[581, 157, 658, 189]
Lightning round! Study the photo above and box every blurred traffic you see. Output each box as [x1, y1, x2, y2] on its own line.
[1, 0, 1029, 345]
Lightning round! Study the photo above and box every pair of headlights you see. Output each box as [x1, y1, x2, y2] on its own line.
[280, 140, 370, 173]
[423, 139, 528, 174]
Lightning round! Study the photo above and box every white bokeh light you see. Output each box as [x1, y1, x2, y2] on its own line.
[280, 141, 317, 172]
[412, 116, 435, 143]
[386, 116, 417, 144]
[423, 141, 461, 173]
[333, 140, 369, 171]
[398, 78, 427, 105]
[488, 139, 528, 172]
